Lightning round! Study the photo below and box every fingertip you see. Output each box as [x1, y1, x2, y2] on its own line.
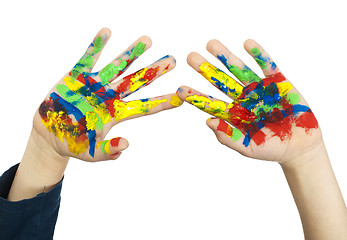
[139, 35, 152, 49]
[176, 85, 190, 100]
[117, 137, 129, 151]
[166, 54, 177, 69]
[206, 117, 219, 129]
[243, 39, 258, 51]
[206, 39, 222, 53]
[170, 94, 184, 107]
[187, 52, 207, 71]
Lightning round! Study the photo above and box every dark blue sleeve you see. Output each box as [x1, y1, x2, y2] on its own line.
[0, 164, 63, 240]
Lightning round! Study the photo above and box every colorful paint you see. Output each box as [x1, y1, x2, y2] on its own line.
[188, 62, 318, 147]
[217, 54, 262, 83]
[39, 36, 173, 157]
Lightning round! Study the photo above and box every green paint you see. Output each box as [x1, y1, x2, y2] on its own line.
[56, 84, 103, 130]
[286, 92, 300, 105]
[231, 128, 242, 141]
[71, 55, 94, 79]
[93, 36, 104, 54]
[129, 42, 145, 60]
[98, 60, 128, 85]
[255, 58, 267, 69]
[100, 140, 107, 154]
[251, 48, 267, 70]
[228, 65, 262, 83]
[250, 48, 261, 56]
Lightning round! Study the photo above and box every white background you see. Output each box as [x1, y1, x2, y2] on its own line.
[0, 0, 346, 239]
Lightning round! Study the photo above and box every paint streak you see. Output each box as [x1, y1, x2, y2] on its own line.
[216, 119, 242, 142]
[217, 54, 262, 83]
[113, 99, 167, 121]
[39, 38, 172, 157]
[199, 62, 243, 99]
[191, 62, 319, 147]
[250, 48, 277, 70]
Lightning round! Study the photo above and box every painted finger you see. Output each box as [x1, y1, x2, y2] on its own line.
[187, 52, 243, 99]
[111, 55, 176, 99]
[71, 28, 111, 78]
[206, 118, 251, 157]
[206, 39, 262, 85]
[97, 36, 152, 85]
[244, 39, 280, 77]
[177, 86, 231, 121]
[93, 137, 129, 161]
[113, 93, 183, 123]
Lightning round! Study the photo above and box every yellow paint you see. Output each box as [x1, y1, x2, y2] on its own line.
[199, 62, 243, 99]
[170, 95, 183, 107]
[186, 95, 230, 120]
[276, 82, 293, 96]
[85, 111, 98, 131]
[41, 111, 88, 155]
[113, 99, 167, 121]
[104, 140, 111, 154]
[129, 68, 148, 92]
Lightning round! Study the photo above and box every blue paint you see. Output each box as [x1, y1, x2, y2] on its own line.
[50, 92, 84, 121]
[243, 131, 251, 147]
[88, 130, 96, 157]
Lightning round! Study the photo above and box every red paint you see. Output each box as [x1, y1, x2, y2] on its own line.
[295, 111, 318, 133]
[251, 129, 266, 146]
[265, 116, 293, 141]
[228, 103, 256, 129]
[115, 77, 131, 95]
[111, 152, 120, 157]
[143, 66, 160, 83]
[110, 137, 121, 147]
[242, 72, 286, 97]
[217, 119, 233, 136]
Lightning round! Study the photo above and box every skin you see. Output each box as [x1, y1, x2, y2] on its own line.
[8, 28, 182, 201]
[177, 39, 347, 240]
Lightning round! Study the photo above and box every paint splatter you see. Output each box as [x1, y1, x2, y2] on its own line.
[39, 37, 173, 157]
[189, 62, 318, 147]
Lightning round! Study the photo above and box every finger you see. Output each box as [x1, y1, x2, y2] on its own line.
[177, 86, 231, 121]
[71, 28, 111, 78]
[113, 93, 183, 122]
[93, 137, 129, 161]
[187, 52, 243, 100]
[206, 39, 262, 85]
[97, 36, 152, 85]
[111, 55, 176, 99]
[244, 39, 280, 77]
[206, 118, 251, 156]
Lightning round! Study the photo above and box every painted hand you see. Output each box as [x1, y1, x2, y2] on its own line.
[34, 28, 182, 162]
[177, 40, 322, 163]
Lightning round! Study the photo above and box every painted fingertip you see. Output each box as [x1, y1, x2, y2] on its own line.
[206, 117, 219, 128]
[170, 94, 184, 107]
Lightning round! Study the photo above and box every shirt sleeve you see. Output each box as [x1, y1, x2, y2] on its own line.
[0, 164, 63, 240]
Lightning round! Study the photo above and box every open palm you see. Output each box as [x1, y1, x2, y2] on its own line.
[178, 40, 322, 163]
[34, 28, 181, 162]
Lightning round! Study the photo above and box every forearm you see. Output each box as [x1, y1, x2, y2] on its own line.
[281, 142, 347, 240]
[8, 128, 69, 201]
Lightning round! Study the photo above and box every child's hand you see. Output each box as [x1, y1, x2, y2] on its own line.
[177, 39, 322, 164]
[34, 28, 182, 162]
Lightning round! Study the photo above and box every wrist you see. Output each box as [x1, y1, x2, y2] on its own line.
[280, 141, 329, 173]
[8, 128, 69, 201]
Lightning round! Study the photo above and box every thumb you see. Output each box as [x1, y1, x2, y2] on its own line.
[206, 118, 247, 155]
[94, 137, 129, 161]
